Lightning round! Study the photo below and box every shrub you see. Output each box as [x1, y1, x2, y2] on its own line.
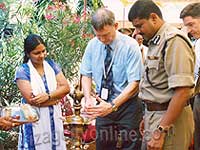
[0, 0, 102, 148]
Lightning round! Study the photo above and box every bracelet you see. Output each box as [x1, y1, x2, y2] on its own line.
[110, 101, 118, 112]
[54, 99, 59, 105]
[157, 125, 169, 133]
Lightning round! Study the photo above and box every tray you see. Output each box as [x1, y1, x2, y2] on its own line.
[1, 104, 39, 123]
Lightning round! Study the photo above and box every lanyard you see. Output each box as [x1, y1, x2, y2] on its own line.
[103, 46, 117, 79]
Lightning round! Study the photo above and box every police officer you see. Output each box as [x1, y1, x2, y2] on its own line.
[128, 0, 195, 150]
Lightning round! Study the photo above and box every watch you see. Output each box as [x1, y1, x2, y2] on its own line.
[157, 125, 169, 133]
[110, 101, 118, 112]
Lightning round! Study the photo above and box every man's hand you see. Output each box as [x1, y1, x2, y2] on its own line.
[147, 131, 166, 150]
[84, 95, 113, 118]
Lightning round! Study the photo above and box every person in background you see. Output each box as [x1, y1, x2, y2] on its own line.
[118, 28, 133, 37]
[80, 8, 143, 150]
[180, 3, 200, 150]
[128, 0, 195, 150]
[134, 33, 148, 64]
[15, 34, 70, 149]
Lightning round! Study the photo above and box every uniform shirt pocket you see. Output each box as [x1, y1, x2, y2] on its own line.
[147, 59, 160, 70]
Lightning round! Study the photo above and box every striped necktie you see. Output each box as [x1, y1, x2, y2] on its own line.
[101, 45, 113, 101]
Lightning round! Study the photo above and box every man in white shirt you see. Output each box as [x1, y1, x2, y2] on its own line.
[180, 3, 200, 150]
[134, 34, 148, 64]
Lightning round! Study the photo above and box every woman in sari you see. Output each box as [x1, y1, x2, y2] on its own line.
[15, 34, 70, 150]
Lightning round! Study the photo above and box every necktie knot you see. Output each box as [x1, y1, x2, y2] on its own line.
[105, 45, 112, 51]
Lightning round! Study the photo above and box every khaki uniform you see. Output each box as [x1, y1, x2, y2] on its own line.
[139, 23, 195, 150]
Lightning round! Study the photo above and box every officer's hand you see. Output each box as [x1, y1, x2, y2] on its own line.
[147, 132, 165, 150]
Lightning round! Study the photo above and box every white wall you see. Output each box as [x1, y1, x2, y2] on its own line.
[102, 0, 192, 24]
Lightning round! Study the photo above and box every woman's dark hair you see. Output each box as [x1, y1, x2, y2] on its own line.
[128, 0, 163, 22]
[23, 34, 46, 63]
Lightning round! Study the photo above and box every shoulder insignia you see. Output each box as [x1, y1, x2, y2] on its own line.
[151, 35, 161, 45]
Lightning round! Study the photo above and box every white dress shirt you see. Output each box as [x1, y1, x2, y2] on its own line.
[194, 38, 200, 83]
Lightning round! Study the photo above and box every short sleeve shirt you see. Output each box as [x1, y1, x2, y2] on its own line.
[194, 39, 200, 81]
[139, 23, 195, 103]
[15, 59, 61, 103]
[80, 31, 143, 100]
[15, 59, 61, 82]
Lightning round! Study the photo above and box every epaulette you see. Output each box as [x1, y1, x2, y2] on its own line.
[161, 33, 192, 61]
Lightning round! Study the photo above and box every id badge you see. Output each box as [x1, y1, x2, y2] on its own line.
[101, 88, 108, 100]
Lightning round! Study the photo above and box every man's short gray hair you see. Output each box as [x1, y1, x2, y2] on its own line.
[180, 3, 200, 19]
[91, 8, 115, 31]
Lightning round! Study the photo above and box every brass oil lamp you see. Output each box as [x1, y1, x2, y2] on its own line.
[64, 84, 91, 150]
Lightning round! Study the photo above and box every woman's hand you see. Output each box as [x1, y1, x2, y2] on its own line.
[30, 93, 49, 106]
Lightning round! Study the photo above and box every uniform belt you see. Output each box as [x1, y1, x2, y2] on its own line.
[143, 99, 190, 111]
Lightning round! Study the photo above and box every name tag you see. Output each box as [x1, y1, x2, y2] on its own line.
[101, 88, 108, 100]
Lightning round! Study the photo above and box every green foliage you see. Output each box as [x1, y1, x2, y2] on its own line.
[0, 2, 23, 106]
[0, 130, 18, 149]
[0, 0, 104, 147]
[38, 7, 93, 79]
[0, 0, 96, 105]
[0, 37, 23, 106]
[76, 0, 104, 15]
